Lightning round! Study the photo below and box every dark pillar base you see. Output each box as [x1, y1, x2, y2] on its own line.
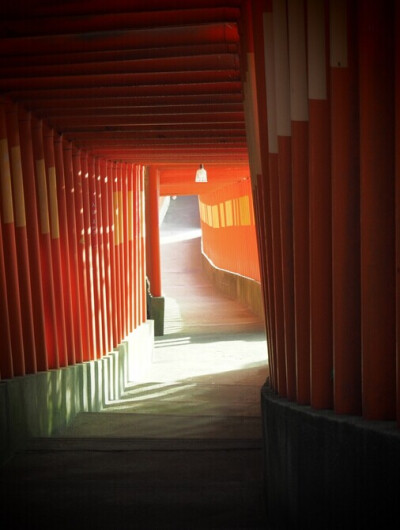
[261, 384, 400, 529]
[149, 296, 165, 336]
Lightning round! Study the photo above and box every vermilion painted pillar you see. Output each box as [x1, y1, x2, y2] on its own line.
[140, 166, 147, 323]
[109, 161, 120, 343]
[112, 161, 123, 342]
[246, 0, 277, 389]
[31, 118, 59, 369]
[54, 135, 76, 366]
[0, 104, 25, 376]
[396, 2, 400, 426]
[359, 0, 396, 420]
[94, 157, 109, 355]
[330, 0, 361, 415]
[6, 102, 37, 374]
[100, 160, 114, 349]
[72, 147, 91, 362]
[81, 152, 98, 359]
[263, 4, 287, 396]
[127, 164, 135, 333]
[63, 141, 83, 363]
[146, 166, 162, 297]
[0, 208, 13, 379]
[122, 163, 131, 333]
[43, 125, 68, 367]
[118, 162, 127, 338]
[18, 109, 48, 372]
[273, 0, 296, 401]
[133, 165, 140, 329]
[87, 155, 103, 358]
[287, 0, 310, 405]
[307, 0, 333, 410]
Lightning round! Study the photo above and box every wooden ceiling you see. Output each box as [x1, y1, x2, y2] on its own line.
[0, 0, 250, 194]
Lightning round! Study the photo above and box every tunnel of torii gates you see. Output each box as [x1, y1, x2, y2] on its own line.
[0, 0, 399, 526]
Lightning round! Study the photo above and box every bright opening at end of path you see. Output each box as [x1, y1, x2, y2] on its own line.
[150, 194, 268, 384]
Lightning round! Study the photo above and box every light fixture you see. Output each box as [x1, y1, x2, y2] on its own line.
[195, 163, 207, 183]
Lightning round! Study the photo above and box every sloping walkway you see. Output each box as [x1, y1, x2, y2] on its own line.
[0, 196, 269, 529]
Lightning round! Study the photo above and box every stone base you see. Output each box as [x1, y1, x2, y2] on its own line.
[0, 322, 154, 466]
[149, 296, 165, 336]
[261, 384, 400, 529]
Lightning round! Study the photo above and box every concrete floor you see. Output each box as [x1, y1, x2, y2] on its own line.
[0, 195, 269, 529]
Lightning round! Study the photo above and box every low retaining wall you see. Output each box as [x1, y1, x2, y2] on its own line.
[0, 321, 154, 466]
[261, 384, 400, 529]
[201, 251, 264, 319]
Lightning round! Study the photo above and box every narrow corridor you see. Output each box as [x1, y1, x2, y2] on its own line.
[1, 195, 269, 529]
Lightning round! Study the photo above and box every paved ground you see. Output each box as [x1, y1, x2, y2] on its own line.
[0, 195, 269, 529]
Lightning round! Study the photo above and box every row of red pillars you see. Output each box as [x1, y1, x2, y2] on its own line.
[0, 99, 147, 380]
[241, 0, 399, 423]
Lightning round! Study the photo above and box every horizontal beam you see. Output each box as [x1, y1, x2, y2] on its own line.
[8, 81, 243, 100]
[38, 103, 243, 119]
[1, 53, 240, 78]
[27, 93, 243, 111]
[0, 23, 239, 56]
[0, 7, 240, 37]
[0, 69, 240, 91]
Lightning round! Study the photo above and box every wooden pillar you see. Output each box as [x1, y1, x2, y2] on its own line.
[287, 0, 310, 404]
[263, 4, 287, 396]
[359, 0, 396, 420]
[109, 161, 120, 344]
[6, 102, 37, 374]
[88, 155, 103, 357]
[0, 206, 13, 379]
[100, 160, 114, 349]
[127, 164, 135, 333]
[307, 0, 333, 410]
[31, 118, 59, 369]
[273, 0, 296, 400]
[396, 1, 400, 426]
[146, 166, 162, 297]
[43, 125, 68, 367]
[246, 0, 277, 390]
[54, 135, 76, 366]
[81, 152, 97, 359]
[95, 157, 109, 355]
[63, 141, 83, 363]
[0, 103, 25, 376]
[72, 148, 91, 361]
[330, 0, 361, 415]
[18, 109, 48, 372]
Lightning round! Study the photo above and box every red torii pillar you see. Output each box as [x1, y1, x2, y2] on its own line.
[145, 166, 164, 335]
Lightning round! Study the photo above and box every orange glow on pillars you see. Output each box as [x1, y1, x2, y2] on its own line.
[43, 125, 68, 368]
[112, 161, 123, 343]
[54, 135, 76, 366]
[31, 118, 59, 369]
[81, 152, 98, 359]
[94, 157, 109, 355]
[147, 166, 162, 298]
[62, 141, 83, 363]
[72, 148, 91, 362]
[100, 160, 114, 350]
[108, 161, 119, 345]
